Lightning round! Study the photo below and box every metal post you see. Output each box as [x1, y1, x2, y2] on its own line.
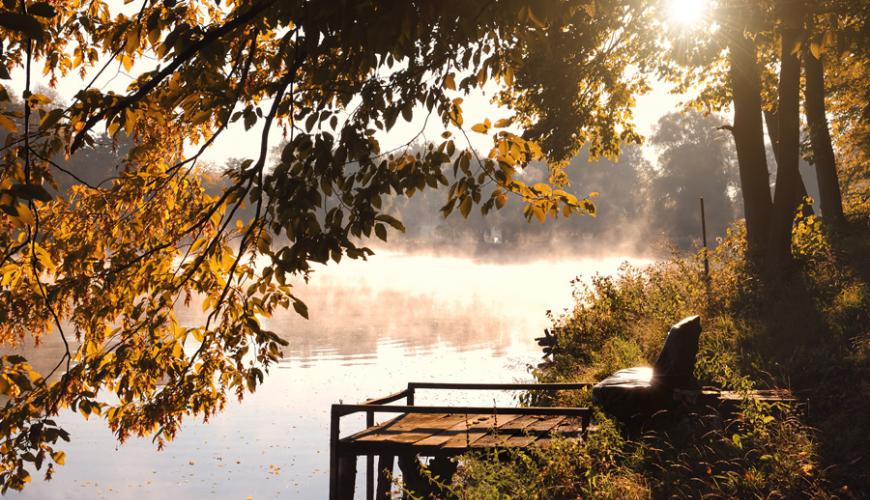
[700, 197, 709, 282]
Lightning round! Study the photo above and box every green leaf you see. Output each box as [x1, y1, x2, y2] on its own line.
[375, 214, 405, 232]
[374, 223, 387, 241]
[292, 300, 308, 319]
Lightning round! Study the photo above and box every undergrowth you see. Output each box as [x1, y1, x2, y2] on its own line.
[431, 209, 869, 498]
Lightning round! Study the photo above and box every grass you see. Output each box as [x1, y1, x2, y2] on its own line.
[432, 207, 870, 498]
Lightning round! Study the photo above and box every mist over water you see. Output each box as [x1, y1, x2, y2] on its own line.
[7, 250, 649, 499]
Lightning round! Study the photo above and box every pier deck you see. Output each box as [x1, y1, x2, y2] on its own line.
[329, 382, 592, 500]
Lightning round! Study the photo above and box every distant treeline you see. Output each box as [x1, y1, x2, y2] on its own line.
[20, 102, 819, 256]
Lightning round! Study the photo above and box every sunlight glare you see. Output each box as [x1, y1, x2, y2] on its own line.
[666, 0, 709, 29]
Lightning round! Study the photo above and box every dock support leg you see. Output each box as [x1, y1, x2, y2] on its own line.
[337, 453, 358, 500]
[366, 411, 374, 500]
[329, 406, 340, 500]
[398, 455, 428, 498]
[375, 454, 394, 500]
[429, 455, 457, 491]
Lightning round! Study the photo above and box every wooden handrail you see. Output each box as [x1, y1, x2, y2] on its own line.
[332, 403, 591, 419]
[361, 389, 410, 406]
[407, 382, 592, 391]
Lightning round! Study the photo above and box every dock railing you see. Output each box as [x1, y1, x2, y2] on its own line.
[329, 382, 592, 500]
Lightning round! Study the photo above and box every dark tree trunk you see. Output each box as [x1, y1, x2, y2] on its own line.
[727, 28, 773, 259]
[766, 2, 805, 271]
[764, 108, 813, 217]
[804, 47, 845, 225]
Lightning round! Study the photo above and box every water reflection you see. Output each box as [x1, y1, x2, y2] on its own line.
[6, 252, 644, 499]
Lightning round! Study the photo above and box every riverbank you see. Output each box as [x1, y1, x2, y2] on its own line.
[446, 213, 870, 498]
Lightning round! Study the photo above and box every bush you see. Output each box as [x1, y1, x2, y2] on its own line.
[448, 215, 870, 497]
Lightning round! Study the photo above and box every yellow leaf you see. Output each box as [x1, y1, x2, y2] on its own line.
[533, 183, 552, 195]
[107, 120, 120, 137]
[122, 54, 134, 72]
[444, 73, 456, 91]
[459, 196, 472, 218]
[0, 114, 17, 132]
[15, 204, 34, 225]
[494, 118, 512, 128]
[532, 204, 546, 223]
[470, 122, 489, 134]
[52, 451, 66, 465]
[34, 245, 54, 272]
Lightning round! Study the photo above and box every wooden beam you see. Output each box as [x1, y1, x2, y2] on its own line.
[375, 455, 394, 500]
[363, 389, 410, 406]
[337, 453, 357, 500]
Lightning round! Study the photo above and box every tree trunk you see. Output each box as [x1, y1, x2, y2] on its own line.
[766, 2, 805, 272]
[764, 108, 813, 217]
[804, 47, 845, 225]
[727, 28, 772, 260]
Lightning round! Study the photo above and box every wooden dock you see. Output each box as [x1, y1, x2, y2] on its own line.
[329, 382, 593, 500]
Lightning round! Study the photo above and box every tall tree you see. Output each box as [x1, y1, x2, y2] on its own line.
[724, 8, 773, 258]
[763, 108, 813, 217]
[766, 0, 806, 270]
[803, 38, 845, 224]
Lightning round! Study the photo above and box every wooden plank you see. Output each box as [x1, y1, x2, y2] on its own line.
[524, 415, 566, 433]
[501, 416, 567, 448]
[470, 415, 548, 448]
[438, 414, 526, 450]
[716, 389, 795, 402]
[494, 414, 548, 432]
[412, 414, 488, 448]
[499, 434, 539, 448]
[354, 413, 457, 444]
[341, 415, 404, 442]
[533, 417, 586, 448]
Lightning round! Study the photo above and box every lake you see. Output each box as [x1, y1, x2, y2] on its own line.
[8, 251, 644, 499]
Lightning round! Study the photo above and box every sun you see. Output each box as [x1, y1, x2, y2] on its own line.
[665, 0, 709, 29]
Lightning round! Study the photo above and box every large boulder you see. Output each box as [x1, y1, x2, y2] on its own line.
[592, 316, 702, 421]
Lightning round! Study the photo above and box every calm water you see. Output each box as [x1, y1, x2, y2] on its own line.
[8, 251, 643, 499]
